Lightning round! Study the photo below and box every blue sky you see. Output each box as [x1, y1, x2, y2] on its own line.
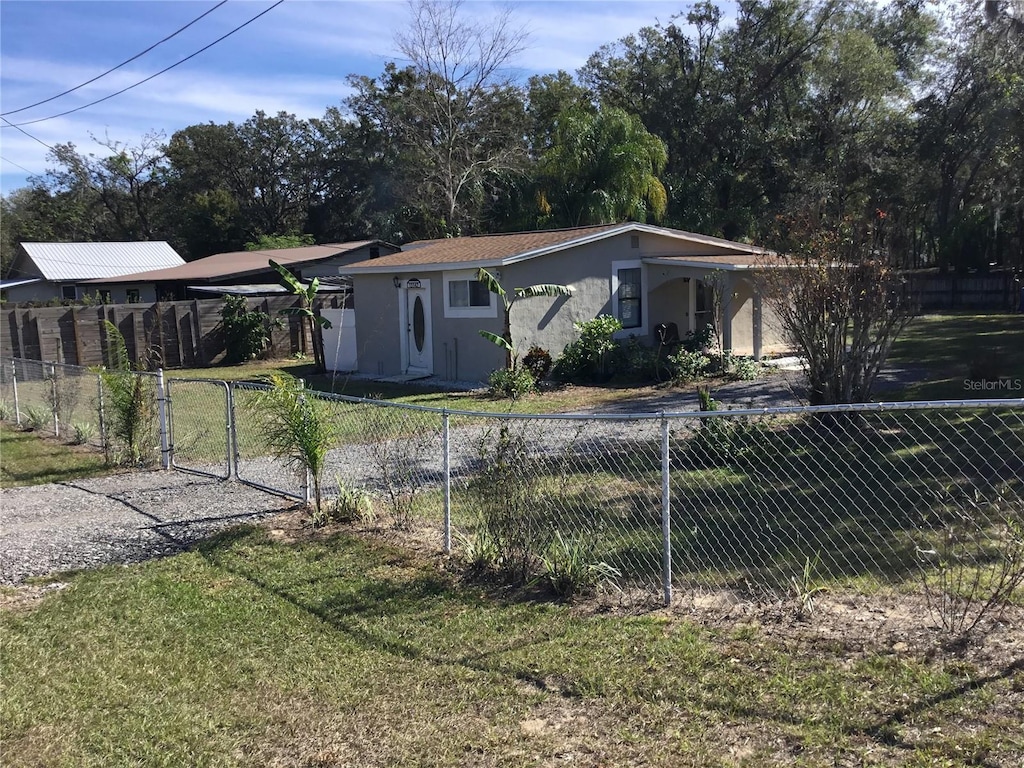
[0, 0, 722, 196]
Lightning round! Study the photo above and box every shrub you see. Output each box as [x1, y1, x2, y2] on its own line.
[0, 400, 12, 421]
[551, 315, 622, 383]
[542, 530, 621, 599]
[668, 349, 710, 383]
[682, 323, 715, 353]
[488, 366, 535, 400]
[468, 421, 553, 581]
[730, 355, 761, 381]
[687, 388, 761, 468]
[71, 422, 96, 445]
[220, 294, 271, 364]
[458, 525, 500, 573]
[25, 406, 50, 431]
[329, 478, 376, 524]
[615, 337, 664, 383]
[521, 346, 553, 384]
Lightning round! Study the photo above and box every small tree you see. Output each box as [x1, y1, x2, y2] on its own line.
[249, 372, 337, 523]
[759, 213, 916, 404]
[270, 260, 333, 373]
[476, 267, 572, 369]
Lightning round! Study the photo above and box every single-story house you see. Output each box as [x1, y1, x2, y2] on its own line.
[85, 239, 399, 301]
[333, 222, 788, 382]
[1, 242, 185, 304]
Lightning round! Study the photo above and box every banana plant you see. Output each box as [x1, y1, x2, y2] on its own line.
[271, 260, 333, 373]
[477, 267, 573, 369]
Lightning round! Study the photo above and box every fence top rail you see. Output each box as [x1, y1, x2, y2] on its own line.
[9, 358, 1023, 420]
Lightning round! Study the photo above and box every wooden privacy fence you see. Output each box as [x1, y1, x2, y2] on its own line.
[0, 295, 347, 367]
[909, 271, 1022, 311]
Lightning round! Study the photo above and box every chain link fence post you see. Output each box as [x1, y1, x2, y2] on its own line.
[661, 412, 672, 607]
[229, 382, 239, 479]
[443, 409, 452, 553]
[48, 362, 59, 437]
[12, 359, 21, 426]
[298, 379, 311, 506]
[156, 368, 171, 470]
[96, 371, 109, 464]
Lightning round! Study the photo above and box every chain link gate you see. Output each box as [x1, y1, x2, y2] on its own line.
[166, 378, 232, 479]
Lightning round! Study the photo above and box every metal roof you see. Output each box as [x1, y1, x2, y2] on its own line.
[20, 242, 185, 281]
[342, 223, 768, 273]
[88, 240, 389, 284]
[187, 283, 351, 296]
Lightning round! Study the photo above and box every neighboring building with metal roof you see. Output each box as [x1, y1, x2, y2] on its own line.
[3, 242, 185, 304]
[87, 240, 397, 301]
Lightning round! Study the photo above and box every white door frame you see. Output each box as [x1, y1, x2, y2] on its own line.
[398, 278, 433, 375]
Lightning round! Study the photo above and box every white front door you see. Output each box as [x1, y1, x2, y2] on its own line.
[403, 280, 432, 374]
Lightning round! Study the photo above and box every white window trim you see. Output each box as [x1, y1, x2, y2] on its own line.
[611, 260, 647, 339]
[443, 269, 498, 319]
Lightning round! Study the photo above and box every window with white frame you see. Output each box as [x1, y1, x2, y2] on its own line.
[443, 270, 497, 318]
[611, 261, 645, 333]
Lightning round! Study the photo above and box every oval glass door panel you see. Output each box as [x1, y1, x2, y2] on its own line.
[413, 295, 425, 352]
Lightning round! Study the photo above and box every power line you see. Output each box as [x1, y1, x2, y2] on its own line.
[3, 0, 285, 129]
[1, 117, 53, 150]
[0, 155, 35, 175]
[1, 1, 229, 117]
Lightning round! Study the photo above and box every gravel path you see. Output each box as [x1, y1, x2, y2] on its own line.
[0, 472, 291, 585]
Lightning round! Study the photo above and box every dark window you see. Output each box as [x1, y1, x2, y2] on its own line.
[370, 246, 380, 258]
[126, 289, 141, 304]
[617, 268, 642, 329]
[61, 285, 76, 301]
[449, 279, 491, 308]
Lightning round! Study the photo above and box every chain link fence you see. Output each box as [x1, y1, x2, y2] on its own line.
[4, 357, 1023, 622]
[166, 378, 231, 479]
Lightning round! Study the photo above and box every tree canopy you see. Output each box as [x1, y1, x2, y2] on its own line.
[3, 0, 1021, 279]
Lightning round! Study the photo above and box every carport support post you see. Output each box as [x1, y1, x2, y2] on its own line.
[12, 360, 20, 426]
[443, 410, 451, 553]
[661, 413, 672, 607]
[156, 368, 171, 470]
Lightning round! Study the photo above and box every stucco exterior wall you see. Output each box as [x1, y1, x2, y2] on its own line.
[352, 274, 404, 377]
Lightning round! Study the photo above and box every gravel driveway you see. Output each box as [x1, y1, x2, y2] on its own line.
[0, 472, 290, 585]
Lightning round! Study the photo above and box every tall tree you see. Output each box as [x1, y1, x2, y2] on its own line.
[537, 107, 667, 227]
[346, 0, 530, 238]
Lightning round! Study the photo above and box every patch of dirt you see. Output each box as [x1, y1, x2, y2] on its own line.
[0, 581, 70, 614]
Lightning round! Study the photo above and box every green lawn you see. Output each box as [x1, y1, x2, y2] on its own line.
[0, 424, 110, 487]
[2, 525, 1021, 767]
[889, 313, 1024, 401]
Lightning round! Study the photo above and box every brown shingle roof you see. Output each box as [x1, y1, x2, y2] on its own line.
[343, 223, 768, 272]
[345, 224, 628, 271]
[87, 241, 381, 284]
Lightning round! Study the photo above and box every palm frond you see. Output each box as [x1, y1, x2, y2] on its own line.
[514, 283, 574, 299]
[479, 330, 513, 352]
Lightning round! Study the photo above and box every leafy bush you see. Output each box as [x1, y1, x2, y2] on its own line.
[488, 366, 535, 400]
[458, 526, 500, 573]
[72, 422, 96, 445]
[521, 346, 553, 384]
[614, 337, 664, 383]
[542, 530, 621, 599]
[329, 477, 376, 523]
[668, 349, 710, 383]
[468, 421, 553, 581]
[25, 406, 50, 431]
[682, 323, 715, 353]
[687, 388, 761, 468]
[551, 315, 622, 383]
[730, 355, 761, 381]
[220, 294, 271, 364]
